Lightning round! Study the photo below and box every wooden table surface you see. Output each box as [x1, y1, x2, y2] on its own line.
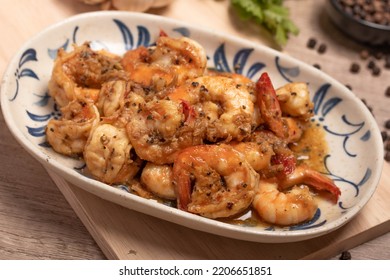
[0, 0, 389, 260]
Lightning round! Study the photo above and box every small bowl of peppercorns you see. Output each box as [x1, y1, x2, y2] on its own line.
[326, 0, 390, 45]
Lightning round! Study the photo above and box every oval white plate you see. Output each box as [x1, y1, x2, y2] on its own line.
[1, 11, 384, 243]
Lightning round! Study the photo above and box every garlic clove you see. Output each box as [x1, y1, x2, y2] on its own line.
[151, 0, 173, 8]
[78, 0, 107, 4]
[111, 0, 173, 12]
[111, 0, 155, 12]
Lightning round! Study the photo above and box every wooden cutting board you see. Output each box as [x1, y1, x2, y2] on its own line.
[47, 162, 390, 260]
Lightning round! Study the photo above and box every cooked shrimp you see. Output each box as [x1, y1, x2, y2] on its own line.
[122, 35, 207, 90]
[184, 76, 257, 142]
[276, 82, 314, 121]
[140, 162, 176, 200]
[46, 99, 100, 156]
[96, 80, 146, 120]
[173, 144, 259, 219]
[256, 73, 309, 142]
[126, 98, 205, 164]
[253, 179, 318, 226]
[49, 43, 126, 107]
[253, 164, 341, 226]
[152, 35, 207, 82]
[83, 122, 142, 184]
[121, 46, 172, 91]
[166, 73, 262, 141]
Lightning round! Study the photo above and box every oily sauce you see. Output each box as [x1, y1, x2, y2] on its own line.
[290, 121, 328, 173]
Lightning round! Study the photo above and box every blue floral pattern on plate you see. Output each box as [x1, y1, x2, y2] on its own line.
[1, 12, 383, 242]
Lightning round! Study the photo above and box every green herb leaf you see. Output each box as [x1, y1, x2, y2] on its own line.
[231, 0, 299, 47]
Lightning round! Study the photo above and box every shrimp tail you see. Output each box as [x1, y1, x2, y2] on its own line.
[173, 157, 192, 211]
[256, 72, 286, 138]
[302, 172, 341, 204]
[279, 165, 341, 204]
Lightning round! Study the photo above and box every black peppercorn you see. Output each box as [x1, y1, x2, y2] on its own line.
[385, 86, 390, 98]
[307, 38, 317, 49]
[385, 141, 390, 151]
[313, 63, 321, 69]
[372, 66, 381, 76]
[339, 251, 352, 260]
[374, 51, 383, 60]
[382, 131, 388, 142]
[385, 119, 390, 129]
[384, 55, 390, 69]
[336, 0, 390, 26]
[317, 43, 327, 54]
[367, 60, 376, 69]
[350, 62, 361, 73]
[385, 151, 390, 162]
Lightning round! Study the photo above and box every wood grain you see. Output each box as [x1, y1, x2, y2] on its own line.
[0, 112, 105, 260]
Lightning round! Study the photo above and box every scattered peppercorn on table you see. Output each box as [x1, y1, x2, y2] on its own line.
[0, 0, 389, 260]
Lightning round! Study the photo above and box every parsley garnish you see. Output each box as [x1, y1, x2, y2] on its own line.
[231, 0, 299, 47]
